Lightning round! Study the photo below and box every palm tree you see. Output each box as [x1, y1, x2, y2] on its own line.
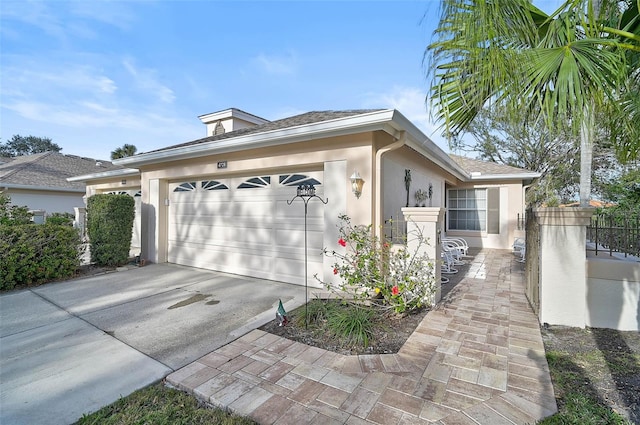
[427, 0, 639, 206]
[110, 144, 138, 160]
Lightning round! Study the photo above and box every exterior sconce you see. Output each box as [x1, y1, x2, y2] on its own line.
[350, 171, 364, 199]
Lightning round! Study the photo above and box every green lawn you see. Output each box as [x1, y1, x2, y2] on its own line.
[75, 382, 256, 425]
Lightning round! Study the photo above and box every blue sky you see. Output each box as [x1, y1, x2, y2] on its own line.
[1, 0, 561, 161]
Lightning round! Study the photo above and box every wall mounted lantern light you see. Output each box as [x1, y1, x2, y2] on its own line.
[350, 171, 364, 199]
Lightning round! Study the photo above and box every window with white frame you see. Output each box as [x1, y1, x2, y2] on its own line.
[448, 188, 500, 234]
[448, 189, 487, 231]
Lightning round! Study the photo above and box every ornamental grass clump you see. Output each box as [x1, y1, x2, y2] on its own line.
[326, 303, 376, 347]
[319, 214, 436, 314]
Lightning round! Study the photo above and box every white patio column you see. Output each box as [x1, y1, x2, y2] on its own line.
[73, 207, 86, 238]
[402, 207, 445, 306]
[534, 207, 594, 328]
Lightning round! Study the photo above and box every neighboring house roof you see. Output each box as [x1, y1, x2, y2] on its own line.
[559, 200, 615, 208]
[449, 154, 540, 180]
[0, 152, 123, 192]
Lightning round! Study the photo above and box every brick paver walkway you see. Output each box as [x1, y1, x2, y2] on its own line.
[167, 249, 557, 424]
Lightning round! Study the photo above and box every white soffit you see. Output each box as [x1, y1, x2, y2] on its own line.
[67, 168, 140, 183]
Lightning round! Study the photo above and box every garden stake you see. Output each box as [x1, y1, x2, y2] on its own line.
[287, 184, 328, 328]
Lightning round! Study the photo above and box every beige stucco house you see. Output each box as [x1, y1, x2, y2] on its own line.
[69, 108, 539, 288]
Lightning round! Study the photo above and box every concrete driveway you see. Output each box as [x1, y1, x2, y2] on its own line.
[0, 264, 306, 425]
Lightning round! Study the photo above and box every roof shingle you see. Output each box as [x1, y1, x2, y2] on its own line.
[0, 152, 123, 190]
[449, 154, 536, 176]
[149, 110, 384, 153]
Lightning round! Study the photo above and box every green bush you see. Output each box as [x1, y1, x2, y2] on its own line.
[87, 194, 135, 267]
[0, 192, 32, 225]
[46, 212, 74, 226]
[0, 224, 81, 289]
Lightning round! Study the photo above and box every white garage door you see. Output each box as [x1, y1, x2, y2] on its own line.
[168, 172, 325, 286]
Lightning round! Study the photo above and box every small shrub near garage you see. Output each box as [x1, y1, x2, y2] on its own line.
[0, 224, 81, 290]
[87, 194, 135, 267]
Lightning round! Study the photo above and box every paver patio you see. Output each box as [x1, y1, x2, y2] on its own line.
[167, 249, 557, 424]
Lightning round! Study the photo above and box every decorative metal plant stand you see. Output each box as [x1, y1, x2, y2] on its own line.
[287, 184, 328, 328]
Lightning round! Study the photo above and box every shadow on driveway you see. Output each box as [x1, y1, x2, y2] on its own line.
[0, 264, 306, 425]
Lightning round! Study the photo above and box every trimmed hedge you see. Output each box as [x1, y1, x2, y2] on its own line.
[0, 224, 81, 290]
[87, 194, 135, 267]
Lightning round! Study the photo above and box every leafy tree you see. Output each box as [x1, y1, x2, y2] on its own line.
[0, 193, 32, 225]
[601, 168, 640, 210]
[427, 0, 640, 206]
[110, 144, 137, 160]
[461, 106, 623, 205]
[0, 135, 62, 157]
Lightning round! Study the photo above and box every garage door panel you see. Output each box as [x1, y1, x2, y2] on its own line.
[275, 258, 324, 286]
[274, 200, 323, 219]
[275, 229, 323, 251]
[170, 250, 274, 281]
[171, 203, 272, 220]
[170, 216, 275, 235]
[168, 172, 325, 286]
[170, 226, 275, 247]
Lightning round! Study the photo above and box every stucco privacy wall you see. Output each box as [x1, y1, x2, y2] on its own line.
[535, 208, 594, 328]
[586, 257, 640, 331]
[446, 180, 525, 249]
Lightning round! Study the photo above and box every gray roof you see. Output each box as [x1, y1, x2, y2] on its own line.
[0, 152, 123, 191]
[449, 154, 536, 176]
[150, 110, 383, 153]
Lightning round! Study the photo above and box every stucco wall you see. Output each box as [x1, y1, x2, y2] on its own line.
[586, 256, 640, 331]
[5, 188, 85, 215]
[382, 150, 450, 242]
[445, 181, 525, 250]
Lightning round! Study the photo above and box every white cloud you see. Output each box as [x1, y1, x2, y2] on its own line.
[70, 1, 135, 31]
[1, 65, 117, 99]
[123, 58, 176, 103]
[253, 52, 297, 75]
[0, 55, 192, 159]
[0, 0, 132, 42]
[362, 85, 452, 152]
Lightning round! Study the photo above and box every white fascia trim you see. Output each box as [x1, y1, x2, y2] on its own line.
[114, 109, 398, 167]
[66, 168, 140, 183]
[469, 172, 541, 181]
[0, 183, 85, 193]
[199, 108, 270, 125]
[388, 110, 470, 181]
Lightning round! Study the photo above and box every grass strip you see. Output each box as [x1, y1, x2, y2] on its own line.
[75, 382, 256, 425]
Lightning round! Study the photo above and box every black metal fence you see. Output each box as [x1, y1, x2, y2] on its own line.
[587, 212, 640, 258]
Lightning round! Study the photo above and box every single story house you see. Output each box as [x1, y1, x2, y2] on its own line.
[0, 152, 122, 216]
[69, 108, 539, 287]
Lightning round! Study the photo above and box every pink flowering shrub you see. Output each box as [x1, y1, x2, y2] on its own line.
[318, 214, 436, 314]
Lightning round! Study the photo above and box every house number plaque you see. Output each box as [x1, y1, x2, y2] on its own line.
[217, 161, 227, 169]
